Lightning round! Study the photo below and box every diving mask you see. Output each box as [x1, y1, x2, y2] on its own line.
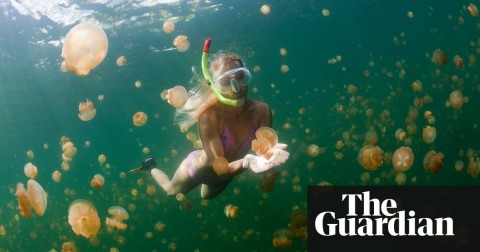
[213, 67, 251, 95]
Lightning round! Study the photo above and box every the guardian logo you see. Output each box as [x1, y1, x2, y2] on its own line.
[314, 191, 454, 237]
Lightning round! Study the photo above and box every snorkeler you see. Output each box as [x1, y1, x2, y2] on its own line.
[130, 39, 289, 199]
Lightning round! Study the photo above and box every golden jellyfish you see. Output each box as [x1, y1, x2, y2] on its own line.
[62, 241, 78, 252]
[260, 4, 271, 15]
[78, 99, 96, 121]
[392, 147, 414, 172]
[280, 48, 287, 56]
[133, 112, 148, 126]
[26, 149, 34, 159]
[52, 170, 62, 183]
[322, 8, 330, 17]
[259, 169, 280, 193]
[357, 145, 383, 171]
[91, 174, 105, 189]
[16, 183, 32, 217]
[224, 204, 239, 218]
[290, 209, 307, 240]
[27, 179, 47, 216]
[213, 157, 229, 178]
[307, 144, 322, 158]
[272, 229, 293, 249]
[165, 85, 188, 108]
[251, 127, 278, 159]
[422, 126, 437, 144]
[468, 3, 478, 17]
[68, 199, 101, 238]
[135, 80, 142, 88]
[395, 128, 407, 141]
[280, 64, 289, 73]
[154, 221, 166, 232]
[467, 158, 480, 178]
[431, 48, 448, 66]
[106, 206, 129, 231]
[423, 150, 445, 173]
[61, 22, 108, 76]
[449, 90, 464, 109]
[173, 35, 190, 52]
[24, 162, 38, 179]
[163, 20, 175, 33]
[116, 56, 127, 66]
[453, 55, 464, 68]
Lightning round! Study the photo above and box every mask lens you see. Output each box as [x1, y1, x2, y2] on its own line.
[214, 68, 251, 94]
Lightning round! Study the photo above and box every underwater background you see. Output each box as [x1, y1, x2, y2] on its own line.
[1, 0, 480, 251]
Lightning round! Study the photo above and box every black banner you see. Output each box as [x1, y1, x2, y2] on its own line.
[308, 186, 480, 251]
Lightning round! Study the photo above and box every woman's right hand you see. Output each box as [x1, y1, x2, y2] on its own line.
[243, 144, 290, 173]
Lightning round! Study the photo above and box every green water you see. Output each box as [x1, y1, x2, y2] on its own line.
[1, 0, 480, 251]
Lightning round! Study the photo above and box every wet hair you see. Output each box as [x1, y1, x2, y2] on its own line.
[174, 52, 245, 131]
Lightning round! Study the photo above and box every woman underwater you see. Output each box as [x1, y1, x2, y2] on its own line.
[130, 39, 290, 199]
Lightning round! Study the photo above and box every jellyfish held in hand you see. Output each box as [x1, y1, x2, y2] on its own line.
[251, 127, 278, 159]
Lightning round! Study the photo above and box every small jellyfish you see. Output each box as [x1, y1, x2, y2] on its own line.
[78, 99, 96, 121]
[423, 150, 445, 173]
[27, 179, 47, 216]
[453, 55, 464, 68]
[280, 64, 289, 73]
[106, 206, 129, 231]
[98, 154, 106, 165]
[449, 90, 464, 109]
[357, 145, 383, 171]
[272, 229, 293, 249]
[116, 56, 127, 66]
[163, 20, 175, 33]
[52, 170, 62, 183]
[259, 169, 280, 193]
[24, 162, 38, 179]
[431, 48, 448, 66]
[61, 22, 108, 76]
[251, 127, 278, 159]
[213, 157, 229, 178]
[26, 150, 35, 159]
[422, 126, 437, 144]
[133, 112, 148, 126]
[280, 48, 287, 56]
[135, 80, 142, 88]
[173, 35, 190, 52]
[165, 85, 188, 108]
[392, 147, 414, 172]
[306, 144, 322, 158]
[15, 183, 32, 217]
[68, 199, 101, 238]
[90, 174, 105, 189]
[290, 209, 307, 240]
[468, 3, 478, 17]
[395, 128, 406, 141]
[224, 204, 239, 218]
[260, 4, 271, 15]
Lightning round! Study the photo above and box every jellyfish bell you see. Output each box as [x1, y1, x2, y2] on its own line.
[68, 199, 101, 238]
[224, 204, 239, 218]
[166, 85, 188, 108]
[357, 145, 383, 171]
[116, 56, 127, 66]
[78, 100, 96, 121]
[16, 183, 32, 217]
[392, 147, 414, 172]
[27, 179, 47, 216]
[449, 90, 464, 109]
[272, 228, 293, 249]
[423, 150, 445, 173]
[173, 35, 190, 52]
[251, 127, 278, 159]
[431, 48, 448, 66]
[422, 126, 437, 144]
[24, 162, 38, 179]
[91, 174, 105, 189]
[133, 112, 148, 126]
[212, 157, 229, 178]
[108, 206, 129, 221]
[61, 22, 108, 76]
[163, 20, 175, 33]
[290, 209, 307, 240]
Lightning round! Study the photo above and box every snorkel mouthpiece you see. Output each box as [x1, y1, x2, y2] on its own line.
[201, 38, 239, 106]
[230, 79, 240, 93]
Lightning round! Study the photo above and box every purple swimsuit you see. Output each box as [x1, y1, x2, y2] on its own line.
[187, 121, 257, 184]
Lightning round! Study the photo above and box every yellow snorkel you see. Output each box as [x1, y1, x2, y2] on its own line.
[202, 38, 239, 107]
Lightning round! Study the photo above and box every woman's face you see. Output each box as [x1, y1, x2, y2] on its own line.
[214, 61, 249, 99]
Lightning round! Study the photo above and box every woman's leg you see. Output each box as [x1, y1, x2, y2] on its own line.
[200, 181, 232, 199]
[151, 151, 204, 196]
